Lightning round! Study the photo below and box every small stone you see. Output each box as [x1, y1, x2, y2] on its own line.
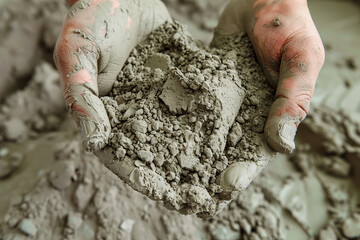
[119, 135, 133, 149]
[137, 150, 154, 163]
[132, 120, 147, 133]
[342, 214, 360, 238]
[145, 53, 170, 71]
[120, 219, 135, 233]
[2, 118, 27, 141]
[194, 122, 202, 132]
[135, 132, 147, 143]
[49, 161, 77, 190]
[122, 107, 136, 120]
[73, 183, 95, 211]
[178, 153, 199, 171]
[194, 73, 204, 85]
[18, 219, 37, 237]
[189, 116, 197, 123]
[0, 148, 9, 158]
[319, 227, 337, 240]
[204, 147, 213, 159]
[154, 153, 165, 167]
[228, 122, 242, 146]
[7, 217, 19, 228]
[168, 142, 179, 156]
[67, 213, 83, 230]
[167, 172, 176, 181]
[115, 147, 126, 159]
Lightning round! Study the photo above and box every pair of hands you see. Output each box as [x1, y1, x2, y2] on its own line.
[54, 0, 324, 190]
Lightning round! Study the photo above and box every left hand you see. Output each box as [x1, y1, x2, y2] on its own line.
[213, 0, 325, 154]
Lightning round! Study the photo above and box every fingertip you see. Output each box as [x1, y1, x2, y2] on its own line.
[264, 118, 297, 154]
[70, 93, 111, 152]
[78, 117, 110, 152]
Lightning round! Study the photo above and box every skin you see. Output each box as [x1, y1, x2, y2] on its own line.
[54, 0, 172, 151]
[214, 0, 325, 153]
[55, 0, 324, 191]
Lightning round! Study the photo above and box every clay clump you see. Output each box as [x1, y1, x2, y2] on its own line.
[100, 22, 276, 217]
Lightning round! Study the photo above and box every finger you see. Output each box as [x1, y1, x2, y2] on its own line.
[54, 21, 111, 152]
[265, 32, 325, 153]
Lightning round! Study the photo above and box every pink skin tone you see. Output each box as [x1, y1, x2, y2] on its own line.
[58, 0, 324, 154]
[249, 0, 325, 153]
[215, 0, 324, 152]
[57, 0, 122, 122]
[55, 0, 122, 150]
[56, 0, 171, 151]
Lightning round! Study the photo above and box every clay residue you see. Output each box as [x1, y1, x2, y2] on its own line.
[100, 22, 276, 217]
[1, 0, 360, 239]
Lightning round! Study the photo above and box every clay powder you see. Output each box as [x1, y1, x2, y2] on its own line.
[100, 22, 276, 217]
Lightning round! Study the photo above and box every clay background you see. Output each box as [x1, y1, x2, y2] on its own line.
[0, 0, 359, 240]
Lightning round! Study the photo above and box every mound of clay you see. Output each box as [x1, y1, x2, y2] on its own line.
[100, 22, 276, 217]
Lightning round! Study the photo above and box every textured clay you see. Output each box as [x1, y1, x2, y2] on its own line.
[100, 22, 276, 217]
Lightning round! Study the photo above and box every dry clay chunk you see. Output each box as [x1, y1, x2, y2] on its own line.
[100, 22, 276, 217]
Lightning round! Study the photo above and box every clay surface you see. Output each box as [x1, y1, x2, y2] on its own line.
[0, 0, 360, 239]
[100, 22, 276, 217]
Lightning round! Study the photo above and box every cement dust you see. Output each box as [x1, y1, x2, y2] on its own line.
[100, 22, 276, 217]
[0, 0, 360, 239]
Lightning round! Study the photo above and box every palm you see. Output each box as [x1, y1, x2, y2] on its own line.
[54, 0, 171, 151]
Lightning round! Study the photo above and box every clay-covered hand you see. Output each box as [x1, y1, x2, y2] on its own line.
[213, 0, 325, 153]
[54, 0, 171, 151]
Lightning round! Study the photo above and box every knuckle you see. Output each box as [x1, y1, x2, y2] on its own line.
[276, 93, 311, 119]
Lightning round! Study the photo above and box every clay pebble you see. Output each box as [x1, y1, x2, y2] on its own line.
[101, 22, 276, 216]
[18, 219, 37, 237]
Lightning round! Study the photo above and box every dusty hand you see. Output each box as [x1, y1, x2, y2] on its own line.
[213, 0, 325, 153]
[54, 0, 171, 151]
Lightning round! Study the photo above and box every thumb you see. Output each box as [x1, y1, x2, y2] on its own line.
[265, 34, 325, 153]
[54, 23, 111, 152]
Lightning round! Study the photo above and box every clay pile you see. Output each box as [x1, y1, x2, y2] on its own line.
[100, 22, 276, 217]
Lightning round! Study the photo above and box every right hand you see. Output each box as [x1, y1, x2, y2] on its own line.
[54, 0, 172, 151]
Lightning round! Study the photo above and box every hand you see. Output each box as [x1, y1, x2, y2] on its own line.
[213, 0, 325, 153]
[54, 0, 172, 151]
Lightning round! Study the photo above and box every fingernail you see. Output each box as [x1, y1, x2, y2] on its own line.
[279, 120, 297, 153]
[265, 119, 297, 153]
[79, 119, 107, 152]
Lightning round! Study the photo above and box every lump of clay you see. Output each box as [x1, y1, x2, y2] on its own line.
[48, 160, 77, 190]
[18, 218, 37, 237]
[341, 214, 360, 238]
[100, 22, 276, 217]
[0, 117, 28, 141]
